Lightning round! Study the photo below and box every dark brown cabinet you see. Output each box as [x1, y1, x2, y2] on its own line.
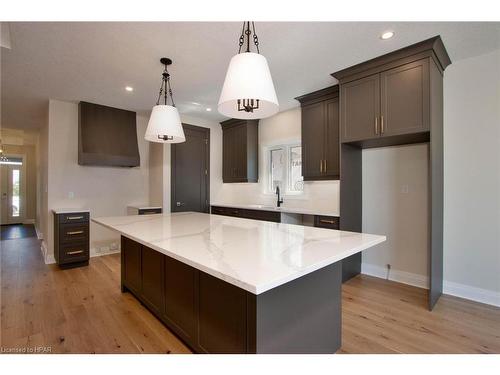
[198, 273, 248, 353]
[332, 36, 451, 309]
[340, 74, 380, 142]
[122, 236, 142, 294]
[340, 59, 430, 144]
[164, 257, 198, 342]
[211, 205, 280, 223]
[221, 118, 258, 183]
[296, 86, 340, 181]
[53, 210, 90, 269]
[141, 246, 165, 315]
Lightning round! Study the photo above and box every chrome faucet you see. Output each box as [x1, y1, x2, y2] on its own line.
[276, 186, 284, 208]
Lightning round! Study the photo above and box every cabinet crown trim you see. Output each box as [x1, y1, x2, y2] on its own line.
[220, 118, 259, 129]
[295, 85, 339, 105]
[331, 36, 451, 82]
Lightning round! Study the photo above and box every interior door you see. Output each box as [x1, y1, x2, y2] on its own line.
[1, 159, 24, 225]
[340, 73, 380, 142]
[301, 101, 325, 180]
[171, 124, 210, 213]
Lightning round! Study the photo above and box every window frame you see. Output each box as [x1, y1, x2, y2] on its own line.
[266, 142, 303, 196]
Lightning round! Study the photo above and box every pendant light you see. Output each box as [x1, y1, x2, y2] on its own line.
[145, 58, 185, 143]
[218, 22, 279, 120]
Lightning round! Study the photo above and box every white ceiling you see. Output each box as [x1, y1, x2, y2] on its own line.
[2, 22, 499, 130]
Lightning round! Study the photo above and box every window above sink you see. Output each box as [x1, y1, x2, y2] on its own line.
[267, 143, 304, 196]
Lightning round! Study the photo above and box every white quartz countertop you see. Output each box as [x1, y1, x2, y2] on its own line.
[211, 203, 339, 217]
[52, 208, 90, 214]
[93, 212, 385, 294]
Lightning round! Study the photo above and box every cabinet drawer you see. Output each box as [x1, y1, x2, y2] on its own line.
[59, 242, 89, 264]
[211, 206, 240, 217]
[314, 215, 340, 230]
[241, 209, 280, 223]
[138, 208, 162, 215]
[58, 212, 89, 224]
[59, 222, 89, 243]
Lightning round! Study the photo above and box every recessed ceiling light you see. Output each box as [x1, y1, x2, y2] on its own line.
[380, 31, 395, 40]
[191, 102, 201, 106]
[125, 86, 134, 92]
[206, 108, 212, 112]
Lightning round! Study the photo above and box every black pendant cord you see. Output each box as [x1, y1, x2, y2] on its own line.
[237, 21, 260, 54]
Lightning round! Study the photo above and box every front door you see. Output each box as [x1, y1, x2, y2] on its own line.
[171, 124, 210, 213]
[1, 156, 24, 225]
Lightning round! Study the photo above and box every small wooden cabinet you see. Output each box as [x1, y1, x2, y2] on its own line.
[340, 58, 430, 144]
[221, 118, 259, 183]
[53, 210, 90, 269]
[296, 86, 340, 181]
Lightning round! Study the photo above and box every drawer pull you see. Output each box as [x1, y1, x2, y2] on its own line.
[67, 230, 84, 235]
[67, 250, 84, 255]
[319, 219, 336, 225]
[67, 216, 84, 220]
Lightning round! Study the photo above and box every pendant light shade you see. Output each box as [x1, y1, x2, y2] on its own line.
[145, 105, 185, 143]
[218, 52, 278, 119]
[218, 22, 279, 120]
[145, 57, 185, 143]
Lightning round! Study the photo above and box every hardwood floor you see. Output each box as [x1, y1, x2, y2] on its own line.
[1, 237, 499, 354]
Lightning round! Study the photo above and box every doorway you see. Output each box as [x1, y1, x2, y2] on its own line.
[1, 155, 25, 225]
[171, 124, 210, 213]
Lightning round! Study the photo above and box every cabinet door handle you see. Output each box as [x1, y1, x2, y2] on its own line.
[67, 230, 84, 235]
[381, 115, 385, 134]
[319, 219, 336, 225]
[67, 250, 84, 255]
[324, 159, 327, 173]
[67, 216, 84, 220]
[319, 160, 323, 173]
[374, 117, 379, 135]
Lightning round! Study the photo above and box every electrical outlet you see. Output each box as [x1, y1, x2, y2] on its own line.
[68, 191, 75, 199]
[110, 242, 118, 250]
[401, 185, 409, 194]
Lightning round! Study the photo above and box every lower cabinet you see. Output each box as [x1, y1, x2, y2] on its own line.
[121, 236, 253, 353]
[210, 205, 280, 223]
[122, 237, 142, 294]
[141, 246, 165, 315]
[313, 215, 360, 282]
[198, 273, 248, 353]
[164, 257, 198, 343]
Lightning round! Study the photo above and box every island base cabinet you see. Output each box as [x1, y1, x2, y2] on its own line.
[120, 236, 342, 354]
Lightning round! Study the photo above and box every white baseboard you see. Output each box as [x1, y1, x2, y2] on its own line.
[40, 241, 56, 264]
[443, 280, 500, 307]
[361, 263, 429, 289]
[34, 226, 43, 240]
[90, 247, 120, 258]
[361, 262, 500, 307]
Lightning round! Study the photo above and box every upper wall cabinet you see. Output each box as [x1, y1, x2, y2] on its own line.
[295, 86, 340, 181]
[333, 36, 451, 147]
[220, 118, 259, 183]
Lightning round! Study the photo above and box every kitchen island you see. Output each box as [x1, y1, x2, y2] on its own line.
[93, 212, 385, 353]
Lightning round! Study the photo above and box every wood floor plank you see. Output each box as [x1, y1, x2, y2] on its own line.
[1, 237, 499, 354]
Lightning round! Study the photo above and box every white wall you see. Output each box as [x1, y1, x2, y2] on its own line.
[361, 144, 429, 287]
[215, 107, 340, 214]
[361, 49, 500, 306]
[44, 100, 150, 260]
[443, 49, 500, 304]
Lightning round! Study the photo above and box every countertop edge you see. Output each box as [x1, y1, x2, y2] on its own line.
[211, 203, 340, 217]
[92, 216, 385, 295]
